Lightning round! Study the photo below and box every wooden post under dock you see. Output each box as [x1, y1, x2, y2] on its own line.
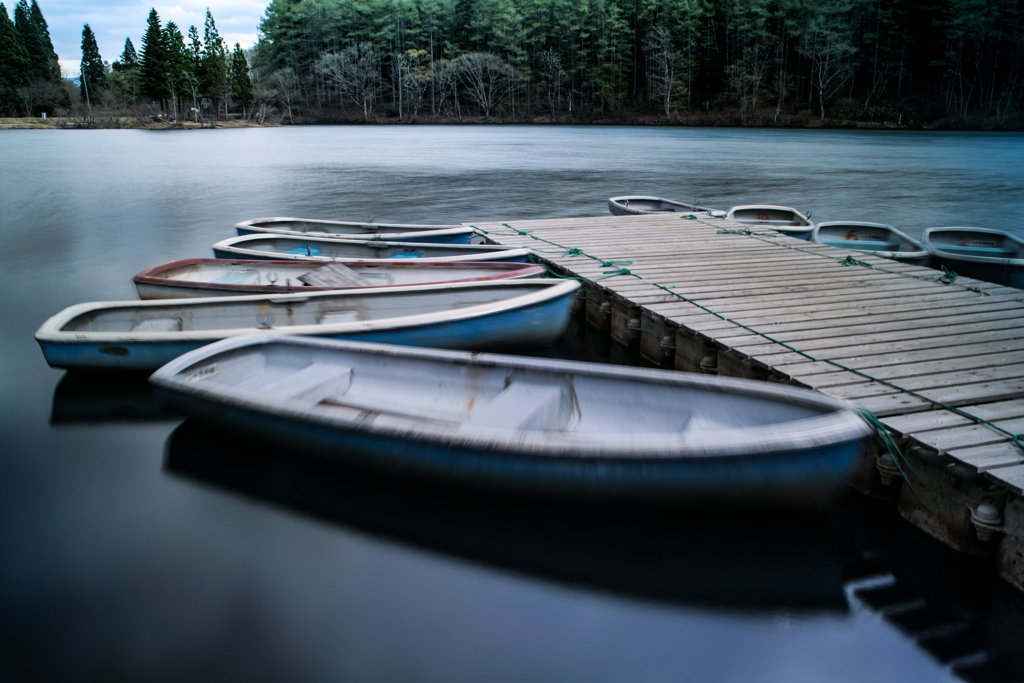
[470, 213, 1024, 592]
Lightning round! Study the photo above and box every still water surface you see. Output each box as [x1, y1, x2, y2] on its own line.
[2, 126, 1023, 682]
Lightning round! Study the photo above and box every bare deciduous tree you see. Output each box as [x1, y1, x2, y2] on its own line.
[270, 68, 301, 123]
[393, 48, 430, 120]
[538, 49, 566, 119]
[644, 25, 686, 118]
[453, 52, 514, 119]
[432, 58, 461, 120]
[799, 11, 858, 119]
[316, 43, 380, 120]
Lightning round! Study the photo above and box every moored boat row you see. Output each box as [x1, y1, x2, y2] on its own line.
[606, 194, 1022, 286]
[35, 208, 874, 501]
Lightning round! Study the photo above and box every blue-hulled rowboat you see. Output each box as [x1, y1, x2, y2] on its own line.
[923, 227, 1024, 289]
[812, 221, 929, 266]
[150, 334, 872, 502]
[235, 217, 474, 244]
[35, 279, 579, 370]
[212, 234, 530, 263]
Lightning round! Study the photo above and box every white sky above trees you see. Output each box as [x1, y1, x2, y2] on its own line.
[38, 0, 266, 76]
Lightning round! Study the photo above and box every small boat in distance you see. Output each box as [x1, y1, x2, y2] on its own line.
[608, 196, 725, 217]
[923, 227, 1024, 289]
[812, 222, 930, 266]
[134, 259, 545, 299]
[150, 335, 871, 502]
[35, 279, 579, 370]
[213, 234, 530, 263]
[726, 205, 815, 240]
[235, 217, 474, 245]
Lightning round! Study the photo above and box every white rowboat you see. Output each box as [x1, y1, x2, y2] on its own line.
[150, 335, 872, 501]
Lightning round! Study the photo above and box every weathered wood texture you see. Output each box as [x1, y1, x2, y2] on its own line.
[472, 213, 1024, 579]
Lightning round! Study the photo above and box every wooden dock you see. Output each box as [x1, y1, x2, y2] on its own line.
[470, 213, 1024, 591]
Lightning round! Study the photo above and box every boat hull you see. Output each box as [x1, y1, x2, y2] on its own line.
[924, 227, 1024, 288]
[726, 205, 815, 240]
[212, 235, 530, 263]
[928, 254, 1024, 288]
[162, 392, 863, 500]
[236, 225, 473, 245]
[151, 336, 871, 502]
[133, 259, 544, 299]
[812, 222, 930, 266]
[37, 283, 578, 370]
[608, 196, 720, 216]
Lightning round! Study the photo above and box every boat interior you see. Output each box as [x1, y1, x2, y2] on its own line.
[236, 237, 508, 259]
[815, 223, 922, 253]
[619, 198, 700, 212]
[60, 283, 552, 334]
[926, 229, 1024, 259]
[178, 342, 826, 440]
[246, 219, 458, 234]
[153, 261, 524, 288]
[729, 207, 809, 226]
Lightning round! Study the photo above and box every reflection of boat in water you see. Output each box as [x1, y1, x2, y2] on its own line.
[164, 419, 850, 613]
[50, 370, 183, 424]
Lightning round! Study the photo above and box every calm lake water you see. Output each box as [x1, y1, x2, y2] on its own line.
[2, 126, 1023, 682]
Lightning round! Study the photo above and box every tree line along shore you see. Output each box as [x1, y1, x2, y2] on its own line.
[1, 0, 1022, 130]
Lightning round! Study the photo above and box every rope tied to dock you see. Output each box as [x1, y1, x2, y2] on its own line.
[717, 227, 777, 236]
[856, 408, 920, 500]
[598, 267, 633, 279]
[939, 265, 958, 284]
[839, 255, 873, 268]
[562, 248, 585, 257]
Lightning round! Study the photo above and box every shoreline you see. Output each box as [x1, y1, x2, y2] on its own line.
[2, 111, 1019, 131]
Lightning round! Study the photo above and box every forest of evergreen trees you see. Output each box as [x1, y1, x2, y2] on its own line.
[0, 2, 253, 121]
[250, 0, 1023, 127]
[1, 0, 1022, 127]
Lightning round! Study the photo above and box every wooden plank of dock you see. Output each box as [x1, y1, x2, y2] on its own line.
[470, 213, 1024, 587]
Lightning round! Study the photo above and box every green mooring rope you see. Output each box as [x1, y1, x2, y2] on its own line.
[472, 221, 1024, 458]
[839, 254, 873, 268]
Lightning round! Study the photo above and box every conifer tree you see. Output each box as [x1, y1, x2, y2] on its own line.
[230, 42, 253, 114]
[0, 2, 30, 114]
[79, 23, 104, 104]
[29, 0, 56, 77]
[109, 36, 139, 106]
[139, 8, 169, 105]
[200, 9, 227, 114]
[163, 21, 190, 117]
[14, 0, 49, 80]
[113, 37, 136, 72]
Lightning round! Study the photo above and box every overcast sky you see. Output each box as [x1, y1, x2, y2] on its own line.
[34, 0, 266, 75]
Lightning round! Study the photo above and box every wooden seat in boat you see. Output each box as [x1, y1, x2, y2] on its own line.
[460, 380, 571, 431]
